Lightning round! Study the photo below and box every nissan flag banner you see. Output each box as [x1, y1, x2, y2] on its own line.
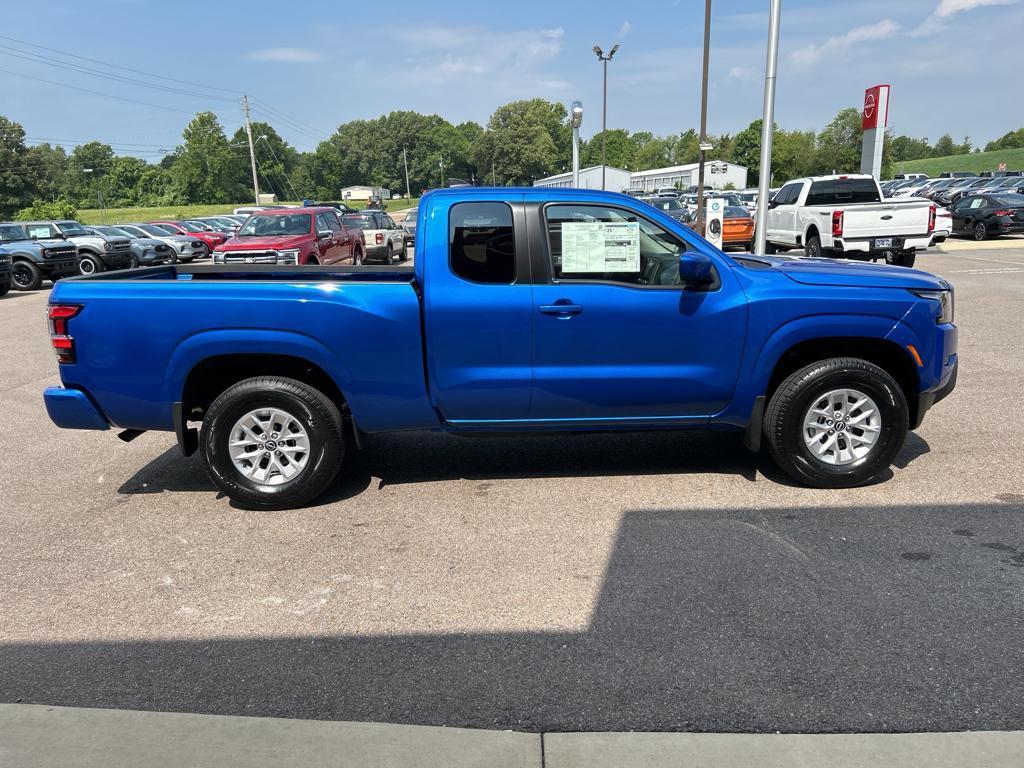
[860, 84, 890, 179]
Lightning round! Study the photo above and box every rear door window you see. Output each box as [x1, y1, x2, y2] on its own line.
[449, 202, 516, 284]
[805, 178, 880, 205]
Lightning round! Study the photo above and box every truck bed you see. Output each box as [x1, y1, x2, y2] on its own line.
[48, 263, 437, 435]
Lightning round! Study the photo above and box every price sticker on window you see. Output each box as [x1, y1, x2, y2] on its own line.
[561, 221, 640, 273]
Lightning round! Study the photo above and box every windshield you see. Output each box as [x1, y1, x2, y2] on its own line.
[403, 210, 418, 222]
[238, 213, 312, 237]
[0, 224, 29, 242]
[106, 227, 134, 238]
[57, 221, 89, 236]
[140, 224, 173, 236]
[182, 221, 211, 232]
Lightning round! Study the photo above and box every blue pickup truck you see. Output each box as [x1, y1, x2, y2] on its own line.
[43, 188, 958, 509]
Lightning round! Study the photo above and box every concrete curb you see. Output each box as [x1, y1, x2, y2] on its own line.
[544, 731, 1024, 767]
[0, 705, 541, 768]
[2, 705, 1024, 767]
[935, 237, 1024, 253]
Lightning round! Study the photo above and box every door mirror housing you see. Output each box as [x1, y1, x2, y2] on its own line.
[679, 251, 714, 286]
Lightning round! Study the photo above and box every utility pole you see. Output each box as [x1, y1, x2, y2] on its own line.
[242, 93, 260, 205]
[570, 101, 583, 188]
[754, 0, 782, 255]
[593, 44, 619, 191]
[695, 0, 712, 233]
[402, 147, 411, 200]
[439, 156, 445, 188]
[492, 160, 496, 186]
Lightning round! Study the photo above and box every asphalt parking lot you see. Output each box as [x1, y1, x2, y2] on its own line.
[1, 244, 1023, 735]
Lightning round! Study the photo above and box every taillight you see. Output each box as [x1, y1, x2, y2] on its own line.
[375, 233, 384, 244]
[832, 210, 844, 237]
[47, 304, 82, 364]
[993, 209, 1013, 217]
[928, 204, 936, 232]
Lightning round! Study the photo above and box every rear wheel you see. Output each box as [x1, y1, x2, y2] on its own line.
[199, 376, 345, 510]
[973, 221, 988, 241]
[11, 260, 42, 291]
[353, 249, 363, 266]
[385, 244, 395, 264]
[764, 357, 908, 488]
[884, 249, 916, 268]
[804, 234, 825, 258]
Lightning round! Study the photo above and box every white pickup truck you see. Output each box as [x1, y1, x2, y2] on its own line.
[761, 174, 938, 267]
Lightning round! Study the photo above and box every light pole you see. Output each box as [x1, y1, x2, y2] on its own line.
[754, 0, 783, 255]
[592, 43, 619, 191]
[695, 0, 712, 233]
[570, 101, 583, 188]
[402, 147, 411, 199]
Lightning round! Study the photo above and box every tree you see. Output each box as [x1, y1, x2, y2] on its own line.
[581, 129, 634, 169]
[473, 99, 569, 185]
[23, 143, 69, 203]
[932, 133, 957, 158]
[14, 199, 78, 221]
[985, 128, 1024, 152]
[231, 122, 299, 201]
[0, 116, 35, 218]
[814, 108, 862, 174]
[890, 134, 933, 162]
[169, 112, 238, 203]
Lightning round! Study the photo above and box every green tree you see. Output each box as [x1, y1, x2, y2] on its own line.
[68, 141, 115, 206]
[932, 133, 957, 157]
[890, 134, 933, 162]
[14, 198, 78, 221]
[814, 108, 863, 174]
[0, 116, 36, 217]
[230, 122, 299, 201]
[23, 143, 70, 203]
[473, 99, 569, 185]
[581, 129, 634, 169]
[169, 112, 237, 203]
[985, 127, 1024, 152]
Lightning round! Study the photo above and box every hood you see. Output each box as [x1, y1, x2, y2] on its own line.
[219, 234, 309, 250]
[742, 255, 949, 290]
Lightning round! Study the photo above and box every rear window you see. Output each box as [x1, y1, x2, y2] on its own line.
[725, 206, 750, 218]
[805, 178, 880, 205]
[993, 194, 1024, 206]
[449, 202, 516, 284]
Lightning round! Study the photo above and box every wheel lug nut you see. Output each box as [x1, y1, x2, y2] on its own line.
[271, 433, 278, 439]
[829, 429, 835, 435]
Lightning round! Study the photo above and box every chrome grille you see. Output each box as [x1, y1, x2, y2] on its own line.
[222, 251, 279, 264]
[111, 241, 130, 251]
[44, 247, 77, 260]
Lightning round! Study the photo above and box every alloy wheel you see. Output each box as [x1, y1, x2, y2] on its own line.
[802, 388, 881, 466]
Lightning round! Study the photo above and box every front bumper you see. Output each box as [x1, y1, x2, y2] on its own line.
[99, 251, 133, 269]
[911, 322, 958, 429]
[44, 387, 110, 431]
[40, 259, 80, 278]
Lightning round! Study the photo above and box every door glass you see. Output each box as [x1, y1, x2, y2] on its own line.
[545, 204, 689, 286]
[449, 202, 516, 284]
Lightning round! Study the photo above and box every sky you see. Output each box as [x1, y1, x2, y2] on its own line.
[1, 0, 1022, 159]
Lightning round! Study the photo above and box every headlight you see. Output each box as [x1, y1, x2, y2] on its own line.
[213, 251, 224, 264]
[912, 289, 954, 324]
[277, 249, 300, 265]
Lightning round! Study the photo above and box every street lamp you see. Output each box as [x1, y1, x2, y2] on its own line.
[569, 101, 583, 188]
[695, 0, 713, 233]
[593, 43, 619, 191]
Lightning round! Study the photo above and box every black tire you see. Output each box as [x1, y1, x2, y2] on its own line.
[385, 244, 395, 264]
[763, 357, 908, 488]
[972, 221, 987, 241]
[199, 376, 345, 510]
[884, 249, 916, 268]
[0, 281, 10, 297]
[130, 255, 140, 269]
[353, 249, 363, 266]
[11, 260, 42, 291]
[79, 254, 103, 275]
[804, 234, 824, 258]
[400, 244, 409, 262]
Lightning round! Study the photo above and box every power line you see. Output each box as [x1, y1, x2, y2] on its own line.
[0, 34, 238, 95]
[256, 137, 300, 201]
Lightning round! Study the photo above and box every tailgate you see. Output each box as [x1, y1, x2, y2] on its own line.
[842, 203, 931, 238]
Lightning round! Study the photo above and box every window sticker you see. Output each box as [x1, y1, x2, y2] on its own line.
[561, 221, 640, 273]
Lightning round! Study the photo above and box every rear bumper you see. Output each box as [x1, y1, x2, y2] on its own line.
[364, 244, 391, 260]
[835, 234, 934, 254]
[43, 386, 110, 431]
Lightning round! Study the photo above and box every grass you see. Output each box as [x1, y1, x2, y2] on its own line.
[896, 147, 1024, 177]
[79, 198, 419, 224]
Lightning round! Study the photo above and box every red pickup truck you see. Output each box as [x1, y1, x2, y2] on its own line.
[212, 207, 365, 265]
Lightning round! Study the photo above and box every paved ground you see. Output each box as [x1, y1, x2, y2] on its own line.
[0, 245, 1022, 734]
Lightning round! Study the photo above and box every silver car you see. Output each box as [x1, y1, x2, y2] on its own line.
[118, 224, 208, 262]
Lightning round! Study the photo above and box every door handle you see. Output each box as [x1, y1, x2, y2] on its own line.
[540, 302, 583, 317]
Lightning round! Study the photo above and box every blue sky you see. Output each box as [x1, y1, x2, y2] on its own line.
[2, 0, 1022, 158]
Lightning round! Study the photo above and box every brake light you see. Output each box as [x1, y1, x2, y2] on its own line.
[832, 210, 844, 237]
[928, 204, 936, 233]
[48, 304, 82, 364]
[375, 233, 384, 245]
[993, 209, 1013, 217]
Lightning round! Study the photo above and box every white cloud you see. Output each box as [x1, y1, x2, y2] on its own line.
[913, 0, 1017, 35]
[247, 47, 324, 63]
[617, 21, 632, 38]
[790, 20, 900, 67]
[728, 65, 757, 82]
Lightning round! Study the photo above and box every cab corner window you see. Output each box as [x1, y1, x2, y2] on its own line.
[545, 204, 690, 287]
[449, 202, 516, 284]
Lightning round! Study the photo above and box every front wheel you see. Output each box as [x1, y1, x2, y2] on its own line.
[199, 376, 345, 510]
[763, 357, 908, 488]
[79, 255, 103, 275]
[11, 261, 42, 291]
[0, 281, 10, 297]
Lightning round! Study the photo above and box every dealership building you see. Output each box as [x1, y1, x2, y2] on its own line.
[533, 161, 748, 194]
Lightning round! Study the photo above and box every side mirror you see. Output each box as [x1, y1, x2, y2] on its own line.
[766, 198, 778, 209]
[679, 252, 713, 286]
[317, 229, 332, 239]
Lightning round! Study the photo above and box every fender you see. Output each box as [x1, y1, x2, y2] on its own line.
[716, 313, 924, 428]
[163, 329, 356, 425]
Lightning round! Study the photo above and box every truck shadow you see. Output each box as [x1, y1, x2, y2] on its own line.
[1, 498, 1020, 732]
[116, 431, 931, 504]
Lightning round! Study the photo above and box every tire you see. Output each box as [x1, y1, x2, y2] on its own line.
[353, 249, 363, 266]
[764, 241, 778, 254]
[79, 255, 103, 275]
[804, 234, 824, 258]
[130, 255, 140, 269]
[11, 260, 42, 291]
[199, 376, 345, 510]
[763, 357, 908, 488]
[972, 221, 987, 241]
[884, 249, 916, 268]
[0, 281, 10, 297]
[385, 244, 395, 264]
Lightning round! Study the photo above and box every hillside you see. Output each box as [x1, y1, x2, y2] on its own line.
[896, 147, 1024, 177]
